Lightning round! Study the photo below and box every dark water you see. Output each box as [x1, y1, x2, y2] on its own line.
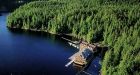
[0, 13, 101, 75]
[0, 13, 78, 75]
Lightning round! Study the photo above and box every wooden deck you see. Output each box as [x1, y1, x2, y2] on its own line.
[66, 41, 97, 67]
[63, 37, 108, 75]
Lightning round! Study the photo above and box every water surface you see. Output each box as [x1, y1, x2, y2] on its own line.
[0, 13, 101, 75]
[0, 13, 78, 75]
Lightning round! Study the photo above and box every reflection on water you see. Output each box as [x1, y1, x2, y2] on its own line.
[73, 63, 84, 71]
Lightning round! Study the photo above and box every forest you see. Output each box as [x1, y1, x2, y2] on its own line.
[7, 0, 140, 75]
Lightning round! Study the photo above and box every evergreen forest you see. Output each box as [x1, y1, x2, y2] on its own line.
[7, 0, 140, 75]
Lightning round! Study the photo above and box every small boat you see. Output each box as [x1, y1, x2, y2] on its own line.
[68, 42, 79, 49]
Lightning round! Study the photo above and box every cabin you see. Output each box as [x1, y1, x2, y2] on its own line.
[65, 40, 97, 67]
[74, 48, 93, 65]
[82, 48, 93, 60]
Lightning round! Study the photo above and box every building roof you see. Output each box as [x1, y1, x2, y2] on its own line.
[82, 48, 93, 60]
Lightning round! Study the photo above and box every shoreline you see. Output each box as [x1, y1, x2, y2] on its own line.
[7, 26, 104, 46]
[7, 26, 103, 75]
[7, 26, 78, 40]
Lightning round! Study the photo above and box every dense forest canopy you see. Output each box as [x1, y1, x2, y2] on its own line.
[7, 0, 140, 75]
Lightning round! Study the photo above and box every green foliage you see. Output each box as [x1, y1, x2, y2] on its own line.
[7, 0, 140, 75]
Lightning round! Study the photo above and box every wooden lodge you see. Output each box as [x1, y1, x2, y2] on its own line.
[65, 41, 97, 67]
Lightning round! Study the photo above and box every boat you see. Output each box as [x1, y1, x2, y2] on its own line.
[68, 42, 79, 49]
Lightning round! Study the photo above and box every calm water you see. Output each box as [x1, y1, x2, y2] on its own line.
[0, 13, 78, 75]
[0, 13, 101, 75]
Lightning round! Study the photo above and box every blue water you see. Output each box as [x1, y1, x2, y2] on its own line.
[0, 13, 78, 75]
[0, 13, 101, 75]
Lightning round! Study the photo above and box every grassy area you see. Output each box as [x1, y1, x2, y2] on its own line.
[7, 0, 140, 75]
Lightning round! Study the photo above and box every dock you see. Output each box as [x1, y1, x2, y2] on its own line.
[62, 36, 108, 66]
[65, 40, 97, 67]
[62, 36, 108, 75]
[65, 57, 75, 67]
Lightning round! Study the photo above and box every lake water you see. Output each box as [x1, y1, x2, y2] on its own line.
[0, 13, 101, 75]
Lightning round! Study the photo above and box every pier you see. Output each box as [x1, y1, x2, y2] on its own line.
[62, 36, 108, 70]
[65, 40, 98, 67]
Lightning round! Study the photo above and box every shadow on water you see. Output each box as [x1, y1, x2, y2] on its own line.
[8, 28, 71, 43]
[8, 28, 56, 38]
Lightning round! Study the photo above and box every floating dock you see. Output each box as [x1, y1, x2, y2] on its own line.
[65, 41, 97, 67]
[62, 37, 108, 75]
